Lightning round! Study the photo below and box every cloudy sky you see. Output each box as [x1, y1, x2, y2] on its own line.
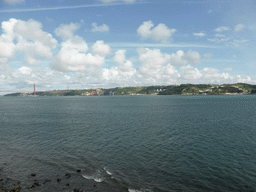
[0, 0, 256, 92]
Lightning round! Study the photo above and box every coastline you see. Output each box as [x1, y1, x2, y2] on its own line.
[0, 170, 127, 192]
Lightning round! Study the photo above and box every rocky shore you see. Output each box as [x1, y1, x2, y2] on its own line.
[0, 170, 89, 192]
[0, 167, 126, 192]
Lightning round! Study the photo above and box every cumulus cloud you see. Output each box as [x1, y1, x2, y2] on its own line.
[170, 50, 201, 66]
[137, 48, 180, 83]
[193, 32, 206, 37]
[201, 68, 236, 83]
[1, 19, 255, 90]
[51, 23, 107, 72]
[180, 65, 202, 80]
[137, 20, 176, 43]
[114, 49, 135, 73]
[138, 48, 171, 70]
[234, 24, 245, 31]
[91, 23, 109, 32]
[176, 65, 255, 84]
[91, 40, 111, 56]
[50, 38, 104, 72]
[2, 0, 24, 4]
[185, 50, 201, 65]
[51, 50, 104, 72]
[8, 66, 72, 91]
[214, 26, 231, 32]
[0, 18, 57, 65]
[55, 23, 80, 40]
[16, 66, 32, 75]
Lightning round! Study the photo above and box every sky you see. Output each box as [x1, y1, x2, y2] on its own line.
[0, 0, 256, 92]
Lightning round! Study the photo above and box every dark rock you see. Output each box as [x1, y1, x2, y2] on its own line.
[94, 185, 96, 187]
[76, 169, 81, 173]
[65, 173, 71, 179]
[10, 185, 21, 192]
[73, 188, 81, 192]
[34, 182, 41, 186]
[57, 178, 61, 182]
[66, 183, 70, 186]
[28, 185, 35, 189]
[31, 173, 36, 177]
[43, 179, 51, 185]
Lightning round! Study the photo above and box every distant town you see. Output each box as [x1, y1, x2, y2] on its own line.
[3, 83, 256, 97]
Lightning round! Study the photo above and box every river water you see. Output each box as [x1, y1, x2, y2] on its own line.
[0, 95, 256, 191]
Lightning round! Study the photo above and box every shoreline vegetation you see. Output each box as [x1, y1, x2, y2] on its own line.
[3, 83, 256, 97]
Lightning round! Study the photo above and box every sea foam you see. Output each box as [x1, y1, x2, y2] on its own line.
[82, 174, 103, 182]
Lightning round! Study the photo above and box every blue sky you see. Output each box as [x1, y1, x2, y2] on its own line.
[0, 0, 256, 92]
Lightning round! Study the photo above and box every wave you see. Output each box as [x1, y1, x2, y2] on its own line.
[103, 167, 112, 175]
[82, 174, 103, 183]
[128, 189, 143, 192]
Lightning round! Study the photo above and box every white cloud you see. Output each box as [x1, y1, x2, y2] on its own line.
[91, 23, 109, 32]
[51, 42, 105, 72]
[200, 68, 236, 83]
[13, 19, 57, 48]
[179, 66, 238, 83]
[180, 65, 202, 80]
[91, 40, 111, 56]
[17, 66, 32, 75]
[0, 18, 57, 65]
[114, 50, 126, 66]
[51, 23, 106, 72]
[137, 20, 176, 43]
[185, 50, 201, 65]
[234, 24, 245, 31]
[113, 49, 135, 73]
[51, 49, 105, 72]
[214, 26, 231, 32]
[60, 37, 88, 52]
[7, 66, 73, 90]
[137, 48, 180, 83]
[0, 19, 18, 60]
[0, 41, 16, 58]
[138, 48, 171, 69]
[3, 0, 24, 4]
[193, 32, 206, 37]
[170, 50, 201, 66]
[169, 50, 187, 66]
[55, 23, 80, 40]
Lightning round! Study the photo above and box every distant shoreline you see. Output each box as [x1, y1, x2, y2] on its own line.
[3, 83, 256, 97]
